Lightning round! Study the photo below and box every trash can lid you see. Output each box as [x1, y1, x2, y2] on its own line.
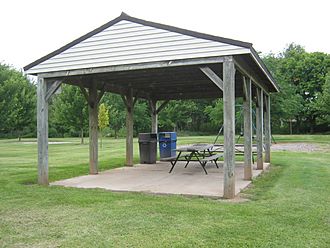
[138, 133, 157, 141]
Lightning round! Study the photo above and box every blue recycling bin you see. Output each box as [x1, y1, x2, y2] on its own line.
[158, 132, 177, 158]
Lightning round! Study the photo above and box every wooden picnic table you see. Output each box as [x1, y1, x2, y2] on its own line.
[212, 144, 257, 163]
[161, 144, 223, 174]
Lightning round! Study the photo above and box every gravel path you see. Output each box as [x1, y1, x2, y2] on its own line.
[271, 142, 321, 152]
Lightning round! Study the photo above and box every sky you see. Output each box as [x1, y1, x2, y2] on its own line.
[1, 0, 329, 70]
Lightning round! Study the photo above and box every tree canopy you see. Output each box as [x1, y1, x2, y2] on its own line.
[263, 44, 330, 133]
[0, 64, 36, 140]
[50, 84, 88, 143]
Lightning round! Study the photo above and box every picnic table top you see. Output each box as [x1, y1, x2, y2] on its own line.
[176, 144, 214, 152]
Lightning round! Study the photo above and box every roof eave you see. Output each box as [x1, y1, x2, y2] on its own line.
[249, 47, 280, 92]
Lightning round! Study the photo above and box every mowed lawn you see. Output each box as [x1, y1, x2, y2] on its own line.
[0, 135, 329, 247]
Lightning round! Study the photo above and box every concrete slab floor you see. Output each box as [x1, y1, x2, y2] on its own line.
[51, 162, 269, 198]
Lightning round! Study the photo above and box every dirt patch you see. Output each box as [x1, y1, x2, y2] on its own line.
[271, 142, 321, 152]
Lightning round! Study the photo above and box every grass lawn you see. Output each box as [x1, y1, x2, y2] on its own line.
[0, 135, 329, 247]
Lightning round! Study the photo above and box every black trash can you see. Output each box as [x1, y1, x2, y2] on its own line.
[138, 133, 157, 164]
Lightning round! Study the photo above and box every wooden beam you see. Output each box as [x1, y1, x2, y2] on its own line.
[121, 90, 138, 109]
[37, 77, 49, 185]
[105, 83, 151, 99]
[156, 100, 170, 114]
[264, 94, 271, 163]
[125, 88, 134, 166]
[155, 92, 222, 100]
[256, 88, 264, 170]
[97, 84, 106, 104]
[133, 97, 138, 107]
[200, 66, 223, 91]
[121, 95, 128, 109]
[223, 56, 236, 199]
[38, 57, 225, 78]
[45, 80, 62, 102]
[88, 83, 98, 174]
[243, 77, 253, 180]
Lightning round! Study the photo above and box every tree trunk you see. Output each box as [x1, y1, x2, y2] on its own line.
[114, 129, 118, 139]
[296, 116, 301, 133]
[100, 131, 103, 148]
[80, 128, 84, 144]
[289, 119, 292, 135]
[310, 116, 316, 134]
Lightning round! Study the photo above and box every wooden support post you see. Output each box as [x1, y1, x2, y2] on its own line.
[243, 77, 253, 180]
[37, 77, 49, 185]
[150, 99, 158, 133]
[256, 88, 264, 169]
[264, 94, 271, 163]
[88, 83, 98, 174]
[125, 89, 134, 166]
[223, 56, 236, 199]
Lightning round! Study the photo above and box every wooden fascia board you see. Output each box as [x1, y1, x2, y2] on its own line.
[36, 57, 225, 78]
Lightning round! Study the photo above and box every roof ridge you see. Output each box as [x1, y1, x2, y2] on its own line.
[121, 14, 252, 49]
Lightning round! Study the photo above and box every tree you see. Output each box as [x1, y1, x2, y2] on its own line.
[98, 103, 109, 147]
[0, 64, 36, 140]
[263, 52, 304, 133]
[51, 84, 88, 143]
[101, 93, 126, 138]
[204, 99, 224, 130]
[133, 100, 150, 135]
[158, 100, 198, 131]
[316, 73, 330, 127]
[108, 106, 122, 138]
[277, 44, 330, 133]
[263, 47, 305, 133]
[186, 99, 215, 133]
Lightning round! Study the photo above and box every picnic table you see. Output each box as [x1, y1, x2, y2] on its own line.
[212, 144, 257, 163]
[161, 144, 223, 174]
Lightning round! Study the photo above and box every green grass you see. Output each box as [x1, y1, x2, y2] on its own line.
[0, 135, 329, 247]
